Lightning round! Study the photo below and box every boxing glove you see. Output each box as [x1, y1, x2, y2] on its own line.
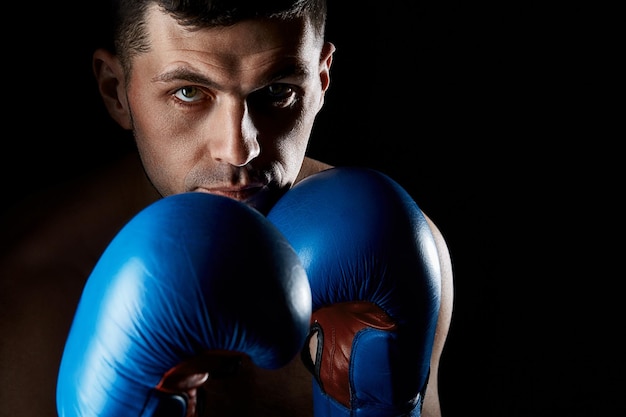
[267, 167, 441, 417]
[56, 192, 311, 417]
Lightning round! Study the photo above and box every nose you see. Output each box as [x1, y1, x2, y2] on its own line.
[210, 98, 260, 167]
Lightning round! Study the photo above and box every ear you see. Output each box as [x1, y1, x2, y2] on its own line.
[93, 48, 132, 130]
[317, 42, 336, 110]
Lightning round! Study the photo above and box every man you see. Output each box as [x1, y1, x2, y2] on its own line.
[0, 1, 453, 416]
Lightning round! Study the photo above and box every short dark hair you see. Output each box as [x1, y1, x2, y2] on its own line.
[108, 0, 328, 73]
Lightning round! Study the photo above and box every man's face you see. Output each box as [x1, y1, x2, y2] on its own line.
[122, 6, 333, 213]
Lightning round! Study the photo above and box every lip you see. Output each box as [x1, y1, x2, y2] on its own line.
[195, 185, 265, 202]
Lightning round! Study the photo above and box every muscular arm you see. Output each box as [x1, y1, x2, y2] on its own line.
[422, 216, 454, 417]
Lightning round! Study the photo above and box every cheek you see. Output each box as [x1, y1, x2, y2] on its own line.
[126, 90, 187, 192]
[134, 138, 177, 196]
[272, 113, 315, 175]
[130, 114, 188, 196]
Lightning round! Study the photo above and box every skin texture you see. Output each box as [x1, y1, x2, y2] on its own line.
[0, 5, 453, 417]
[95, 7, 335, 215]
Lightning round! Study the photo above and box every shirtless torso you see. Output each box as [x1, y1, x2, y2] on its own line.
[0, 153, 326, 416]
[0, 151, 452, 417]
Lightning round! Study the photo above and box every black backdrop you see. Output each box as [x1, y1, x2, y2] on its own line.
[4, 2, 621, 416]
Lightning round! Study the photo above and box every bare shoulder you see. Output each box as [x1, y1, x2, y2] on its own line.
[295, 157, 334, 184]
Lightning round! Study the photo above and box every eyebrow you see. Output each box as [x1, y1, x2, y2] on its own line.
[152, 68, 215, 86]
[152, 61, 311, 88]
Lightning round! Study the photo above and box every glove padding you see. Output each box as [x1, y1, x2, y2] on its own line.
[268, 167, 441, 417]
[56, 192, 311, 417]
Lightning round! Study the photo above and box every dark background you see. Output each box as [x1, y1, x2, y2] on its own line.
[4, 1, 621, 416]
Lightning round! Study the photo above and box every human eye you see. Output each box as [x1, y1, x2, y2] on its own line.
[260, 83, 298, 108]
[173, 86, 207, 104]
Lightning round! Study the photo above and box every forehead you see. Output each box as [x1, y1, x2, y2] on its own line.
[142, 5, 321, 72]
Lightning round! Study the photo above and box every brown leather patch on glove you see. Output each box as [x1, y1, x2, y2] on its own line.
[302, 301, 397, 408]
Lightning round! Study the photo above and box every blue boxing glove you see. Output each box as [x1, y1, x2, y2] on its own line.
[56, 192, 311, 417]
[267, 167, 441, 417]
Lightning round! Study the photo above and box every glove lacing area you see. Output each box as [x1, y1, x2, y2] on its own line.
[301, 301, 428, 414]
